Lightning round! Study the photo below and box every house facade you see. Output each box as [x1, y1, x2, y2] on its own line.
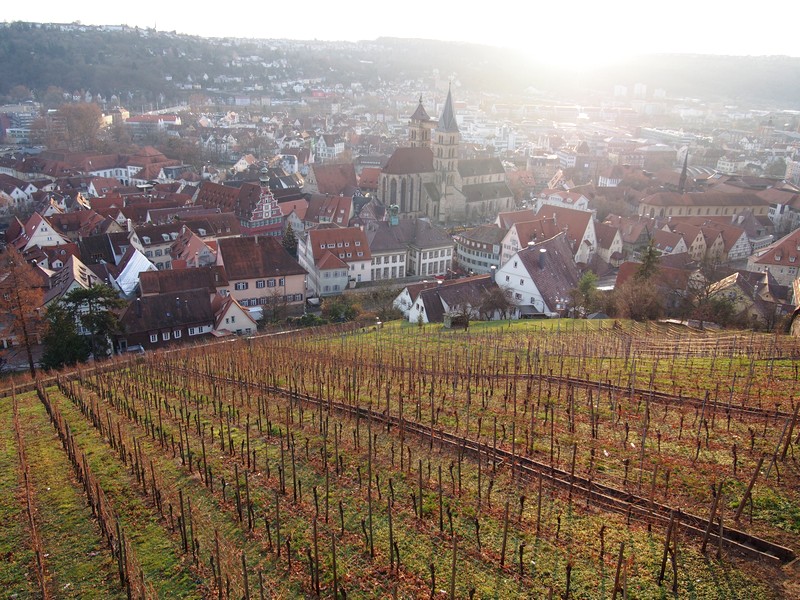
[298, 225, 372, 296]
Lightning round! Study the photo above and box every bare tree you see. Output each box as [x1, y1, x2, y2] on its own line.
[0, 248, 44, 375]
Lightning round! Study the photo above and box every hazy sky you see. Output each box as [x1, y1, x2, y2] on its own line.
[4, 1, 798, 67]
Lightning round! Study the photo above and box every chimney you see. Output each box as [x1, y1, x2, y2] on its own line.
[538, 248, 547, 269]
[135, 297, 142, 318]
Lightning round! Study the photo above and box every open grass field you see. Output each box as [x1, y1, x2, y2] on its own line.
[1, 319, 799, 598]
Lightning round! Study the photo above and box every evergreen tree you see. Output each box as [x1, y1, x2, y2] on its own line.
[41, 303, 90, 369]
[635, 239, 661, 281]
[62, 284, 126, 358]
[282, 223, 298, 258]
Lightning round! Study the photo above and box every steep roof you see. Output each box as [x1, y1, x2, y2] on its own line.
[365, 218, 453, 253]
[437, 86, 459, 133]
[410, 98, 431, 122]
[139, 265, 228, 296]
[458, 158, 504, 178]
[497, 209, 538, 229]
[358, 167, 382, 189]
[752, 228, 800, 267]
[462, 181, 513, 204]
[307, 225, 372, 263]
[651, 228, 685, 254]
[217, 236, 306, 280]
[594, 221, 621, 250]
[642, 191, 769, 208]
[120, 289, 214, 334]
[306, 194, 352, 226]
[312, 164, 358, 196]
[418, 275, 494, 322]
[516, 233, 580, 311]
[511, 217, 560, 248]
[383, 147, 434, 175]
[538, 205, 593, 249]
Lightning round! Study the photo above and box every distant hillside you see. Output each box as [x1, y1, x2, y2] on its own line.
[1, 22, 799, 108]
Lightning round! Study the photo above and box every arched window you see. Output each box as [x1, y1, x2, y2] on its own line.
[390, 179, 397, 204]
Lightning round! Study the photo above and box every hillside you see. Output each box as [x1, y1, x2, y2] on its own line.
[1, 319, 799, 598]
[2, 22, 800, 108]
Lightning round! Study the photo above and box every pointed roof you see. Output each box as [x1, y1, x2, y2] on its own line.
[437, 86, 459, 133]
[410, 97, 431, 122]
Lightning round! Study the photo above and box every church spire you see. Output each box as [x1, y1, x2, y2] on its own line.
[438, 84, 459, 133]
[678, 148, 689, 194]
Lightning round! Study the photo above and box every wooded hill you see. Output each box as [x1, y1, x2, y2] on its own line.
[2, 22, 799, 108]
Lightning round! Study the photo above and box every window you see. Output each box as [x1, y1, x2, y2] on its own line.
[155, 249, 163, 256]
[505, 275, 510, 282]
[256, 280, 266, 288]
[162, 332, 170, 341]
[355, 241, 361, 247]
[188, 327, 196, 336]
[279, 278, 285, 286]
[150, 334, 158, 343]
[230, 316, 236, 323]
[174, 330, 182, 339]
[520, 279, 524, 285]
[235, 282, 248, 290]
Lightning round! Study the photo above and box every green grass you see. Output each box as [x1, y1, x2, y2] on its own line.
[0, 394, 37, 598]
[16, 392, 125, 599]
[47, 388, 202, 598]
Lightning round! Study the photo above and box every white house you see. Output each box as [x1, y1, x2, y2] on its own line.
[494, 232, 580, 317]
[298, 225, 372, 296]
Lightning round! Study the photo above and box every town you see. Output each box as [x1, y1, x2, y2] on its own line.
[2, 22, 800, 371]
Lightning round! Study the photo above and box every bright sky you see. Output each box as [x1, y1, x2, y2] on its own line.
[4, 1, 798, 68]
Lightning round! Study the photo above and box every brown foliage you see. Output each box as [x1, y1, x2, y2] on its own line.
[0, 247, 45, 374]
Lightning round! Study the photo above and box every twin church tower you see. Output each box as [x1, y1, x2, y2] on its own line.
[379, 87, 514, 224]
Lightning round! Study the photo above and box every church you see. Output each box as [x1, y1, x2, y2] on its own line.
[378, 88, 514, 224]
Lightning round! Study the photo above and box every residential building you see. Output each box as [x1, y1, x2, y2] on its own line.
[494, 232, 580, 317]
[216, 236, 307, 312]
[117, 289, 215, 351]
[404, 275, 497, 324]
[535, 204, 597, 265]
[747, 228, 800, 286]
[454, 224, 505, 274]
[364, 212, 453, 280]
[298, 225, 371, 296]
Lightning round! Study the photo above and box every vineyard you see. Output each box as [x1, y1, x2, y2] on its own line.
[2, 319, 799, 599]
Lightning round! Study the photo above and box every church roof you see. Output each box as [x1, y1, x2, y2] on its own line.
[410, 98, 431, 122]
[437, 86, 459, 133]
[458, 158, 504, 177]
[383, 147, 434, 175]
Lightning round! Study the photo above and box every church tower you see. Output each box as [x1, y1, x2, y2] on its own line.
[432, 85, 461, 221]
[408, 97, 433, 149]
[433, 85, 460, 188]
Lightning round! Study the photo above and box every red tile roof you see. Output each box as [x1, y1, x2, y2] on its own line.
[308, 226, 371, 263]
[312, 164, 358, 196]
[217, 236, 306, 280]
